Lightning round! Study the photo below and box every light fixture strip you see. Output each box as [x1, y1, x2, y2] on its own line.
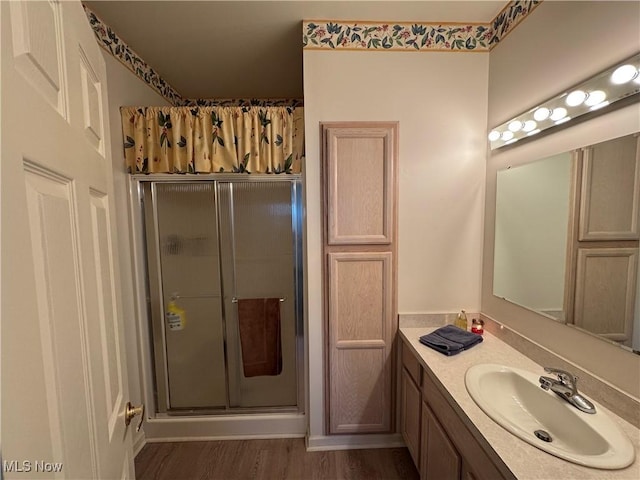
[488, 53, 640, 150]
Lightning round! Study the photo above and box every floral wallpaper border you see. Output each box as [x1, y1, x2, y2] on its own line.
[83, 5, 304, 107]
[83, 5, 184, 105]
[490, 0, 541, 46]
[83, 1, 540, 104]
[185, 98, 304, 108]
[303, 0, 540, 51]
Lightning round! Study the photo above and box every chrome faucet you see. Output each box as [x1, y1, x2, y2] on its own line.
[539, 367, 596, 414]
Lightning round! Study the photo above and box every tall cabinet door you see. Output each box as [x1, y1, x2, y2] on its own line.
[322, 123, 398, 434]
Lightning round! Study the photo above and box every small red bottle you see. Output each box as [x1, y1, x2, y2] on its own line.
[471, 318, 484, 335]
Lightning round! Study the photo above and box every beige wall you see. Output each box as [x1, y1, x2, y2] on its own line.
[303, 50, 489, 438]
[484, 1, 640, 398]
[103, 53, 170, 448]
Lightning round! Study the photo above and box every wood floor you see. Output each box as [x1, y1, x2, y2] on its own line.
[135, 438, 419, 480]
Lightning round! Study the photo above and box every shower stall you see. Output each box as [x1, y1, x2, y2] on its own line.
[138, 176, 303, 415]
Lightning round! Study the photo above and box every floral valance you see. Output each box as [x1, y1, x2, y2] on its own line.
[121, 106, 304, 174]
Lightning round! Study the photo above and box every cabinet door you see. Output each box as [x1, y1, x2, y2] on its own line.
[324, 124, 396, 245]
[401, 368, 421, 467]
[421, 402, 461, 480]
[574, 247, 638, 344]
[579, 135, 640, 240]
[328, 251, 393, 433]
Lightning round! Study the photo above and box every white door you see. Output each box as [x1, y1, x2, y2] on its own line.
[1, 1, 135, 478]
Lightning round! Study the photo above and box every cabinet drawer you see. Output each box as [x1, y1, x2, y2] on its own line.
[402, 340, 422, 386]
[423, 371, 514, 480]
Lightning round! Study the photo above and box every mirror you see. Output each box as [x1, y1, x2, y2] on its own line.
[494, 152, 572, 321]
[494, 133, 640, 352]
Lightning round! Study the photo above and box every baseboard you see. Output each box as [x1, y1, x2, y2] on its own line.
[146, 432, 306, 443]
[143, 412, 306, 441]
[305, 433, 405, 451]
[132, 431, 146, 457]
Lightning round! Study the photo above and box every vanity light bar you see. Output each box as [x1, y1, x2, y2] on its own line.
[488, 53, 640, 150]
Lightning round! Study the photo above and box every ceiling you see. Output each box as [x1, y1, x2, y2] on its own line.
[83, 1, 506, 99]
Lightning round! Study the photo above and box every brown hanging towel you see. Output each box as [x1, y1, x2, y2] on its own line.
[237, 298, 282, 377]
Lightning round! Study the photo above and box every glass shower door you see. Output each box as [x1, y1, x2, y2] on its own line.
[218, 181, 298, 408]
[153, 183, 227, 410]
[144, 179, 301, 414]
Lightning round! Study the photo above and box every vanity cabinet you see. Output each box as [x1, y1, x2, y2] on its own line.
[400, 339, 514, 480]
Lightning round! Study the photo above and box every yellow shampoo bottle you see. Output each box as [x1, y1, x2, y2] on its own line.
[166, 294, 186, 331]
[455, 310, 468, 330]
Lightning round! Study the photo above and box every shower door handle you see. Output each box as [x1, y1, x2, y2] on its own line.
[125, 401, 145, 432]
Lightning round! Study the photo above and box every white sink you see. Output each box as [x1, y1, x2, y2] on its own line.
[465, 363, 635, 469]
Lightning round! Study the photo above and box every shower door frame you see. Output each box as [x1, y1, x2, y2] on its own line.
[133, 174, 304, 416]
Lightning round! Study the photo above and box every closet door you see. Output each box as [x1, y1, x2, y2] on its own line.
[322, 123, 398, 434]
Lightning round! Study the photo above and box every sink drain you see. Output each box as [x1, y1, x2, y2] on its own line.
[534, 430, 552, 442]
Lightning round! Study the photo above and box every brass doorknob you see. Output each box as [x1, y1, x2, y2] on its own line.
[125, 402, 145, 432]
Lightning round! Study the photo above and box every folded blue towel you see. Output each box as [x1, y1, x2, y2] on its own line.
[419, 325, 483, 356]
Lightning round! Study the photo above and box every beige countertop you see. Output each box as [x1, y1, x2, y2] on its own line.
[400, 327, 640, 480]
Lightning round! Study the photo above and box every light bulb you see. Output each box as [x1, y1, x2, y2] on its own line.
[566, 90, 587, 107]
[488, 130, 501, 142]
[501, 131, 514, 141]
[522, 120, 537, 132]
[533, 107, 551, 121]
[584, 90, 607, 106]
[550, 107, 567, 121]
[611, 64, 637, 84]
[508, 120, 523, 132]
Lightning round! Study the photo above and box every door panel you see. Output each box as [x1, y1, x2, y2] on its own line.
[24, 165, 94, 478]
[89, 191, 125, 436]
[325, 125, 395, 244]
[153, 182, 226, 409]
[327, 251, 393, 433]
[9, 0, 68, 116]
[401, 368, 421, 467]
[423, 403, 461, 480]
[221, 181, 298, 408]
[579, 135, 640, 240]
[574, 248, 638, 344]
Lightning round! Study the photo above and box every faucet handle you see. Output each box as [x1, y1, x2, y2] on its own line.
[544, 367, 578, 388]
